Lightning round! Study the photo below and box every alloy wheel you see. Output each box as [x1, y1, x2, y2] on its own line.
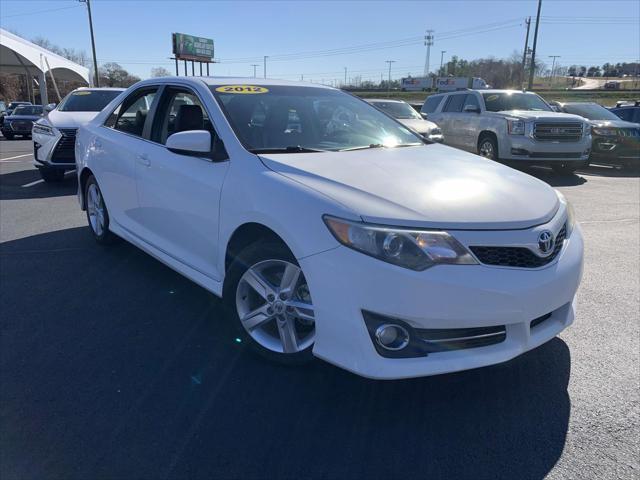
[87, 183, 105, 237]
[235, 259, 315, 354]
[479, 140, 495, 159]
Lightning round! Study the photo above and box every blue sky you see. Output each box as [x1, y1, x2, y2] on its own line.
[2, 0, 638, 82]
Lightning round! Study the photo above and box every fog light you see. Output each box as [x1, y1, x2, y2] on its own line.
[375, 324, 410, 351]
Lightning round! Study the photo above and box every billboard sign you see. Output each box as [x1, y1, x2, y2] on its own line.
[172, 33, 214, 62]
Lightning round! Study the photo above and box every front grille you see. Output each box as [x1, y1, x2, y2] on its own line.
[416, 325, 506, 352]
[51, 128, 77, 163]
[9, 120, 33, 132]
[534, 122, 583, 142]
[470, 225, 566, 268]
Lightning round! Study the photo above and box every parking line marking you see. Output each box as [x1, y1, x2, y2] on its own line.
[0, 154, 31, 162]
[21, 169, 76, 188]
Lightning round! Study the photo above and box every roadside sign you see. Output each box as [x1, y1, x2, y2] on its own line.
[172, 33, 214, 62]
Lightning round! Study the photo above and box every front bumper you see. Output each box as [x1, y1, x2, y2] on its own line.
[590, 136, 640, 164]
[500, 134, 592, 162]
[33, 127, 77, 170]
[300, 221, 584, 380]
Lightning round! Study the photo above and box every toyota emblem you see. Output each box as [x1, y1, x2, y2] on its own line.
[538, 230, 555, 255]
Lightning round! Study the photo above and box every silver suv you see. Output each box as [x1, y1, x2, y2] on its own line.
[422, 90, 592, 174]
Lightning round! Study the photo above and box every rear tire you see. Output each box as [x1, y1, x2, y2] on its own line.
[223, 241, 315, 365]
[40, 168, 65, 183]
[478, 135, 499, 160]
[85, 175, 117, 244]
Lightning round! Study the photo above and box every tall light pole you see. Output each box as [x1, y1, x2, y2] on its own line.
[440, 50, 447, 76]
[251, 64, 259, 77]
[423, 30, 434, 77]
[528, 0, 543, 90]
[263, 56, 268, 79]
[79, 0, 99, 87]
[548, 55, 560, 86]
[385, 60, 396, 95]
[521, 17, 531, 87]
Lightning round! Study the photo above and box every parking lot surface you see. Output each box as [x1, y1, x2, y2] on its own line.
[1, 138, 638, 479]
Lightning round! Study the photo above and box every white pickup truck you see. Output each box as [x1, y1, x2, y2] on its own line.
[422, 89, 592, 173]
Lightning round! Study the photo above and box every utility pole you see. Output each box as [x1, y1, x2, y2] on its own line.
[548, 55, 560, 86]
[344, 67, 347, 87]
[521, 17, 531, 88]
[440, 50, 446, 76]
[528, 0, 542, 90]
[251, 64, 259, 77]
[263, 56, 268, 79]
[385, 60, 396, 95]
[423, 30, 434, 77]
[79, 0, 99, 87]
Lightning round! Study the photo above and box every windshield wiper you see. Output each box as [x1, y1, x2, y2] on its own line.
[249, 146, 328, 154]
[339, 142, 423, 152]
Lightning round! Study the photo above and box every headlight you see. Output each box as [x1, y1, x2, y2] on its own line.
[507, 119, 525, 135]
[32, 122, 55, 136]
[556, 191, 576, 238]
[323, 215, 477, 271]
[592, 127, 616, 136]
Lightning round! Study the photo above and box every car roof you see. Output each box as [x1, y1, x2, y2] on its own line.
[74, 87, 126, 92]
[132, 76, 335, 90]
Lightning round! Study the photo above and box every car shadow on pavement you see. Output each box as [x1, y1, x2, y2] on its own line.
[0, 168, 77, 200]
[1, 227, 571, 480]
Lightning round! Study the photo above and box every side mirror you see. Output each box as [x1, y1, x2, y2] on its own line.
[166, 130, 212, 156]
[45, 103, 57, 113]
[420, 112, 429, 119]
[463, 104, 480, 113]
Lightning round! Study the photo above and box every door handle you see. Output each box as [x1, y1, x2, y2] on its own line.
[136, 154, 151, 167]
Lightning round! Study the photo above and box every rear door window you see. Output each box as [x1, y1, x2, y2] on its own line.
[105, 88, 158, 138]
[443, 94, 466, 113]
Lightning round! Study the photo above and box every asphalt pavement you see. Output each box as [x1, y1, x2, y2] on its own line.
[1, 138, 638, 480]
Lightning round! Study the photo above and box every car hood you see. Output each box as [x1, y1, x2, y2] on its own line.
[46, 110, 100, 128]
[497, 110, 586, 122]
[396, 118, 438, 134]
[587, 119, 639, 128]
[259, 144, 559, 230]
[5, 114, 41, 121]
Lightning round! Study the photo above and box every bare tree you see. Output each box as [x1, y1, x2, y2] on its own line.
[150, 67, 171, 78]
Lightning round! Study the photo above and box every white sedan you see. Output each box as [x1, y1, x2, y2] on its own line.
[367, 98, 443, 142]
[32, 87, 124, 182]
[75, 78, 583, 380]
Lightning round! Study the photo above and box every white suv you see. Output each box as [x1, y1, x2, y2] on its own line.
[422, 90, 592, 174]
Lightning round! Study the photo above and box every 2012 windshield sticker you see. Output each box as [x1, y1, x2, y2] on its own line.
[215, 85, 269, 94]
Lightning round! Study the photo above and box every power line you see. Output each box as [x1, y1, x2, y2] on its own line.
[1, 4, 82, 18]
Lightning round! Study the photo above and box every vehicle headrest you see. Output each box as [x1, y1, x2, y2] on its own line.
[175, 104, 204, 132]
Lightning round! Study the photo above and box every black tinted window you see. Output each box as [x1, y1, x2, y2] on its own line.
[105, 88, 158, 137]
[443, 94, 466, 113]
[12, 106, 42, 115]
[58, 90, 122, 112]
[422, 96, 443, 114]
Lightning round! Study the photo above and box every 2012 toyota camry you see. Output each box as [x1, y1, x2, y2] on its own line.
[75, 78, 584, 380]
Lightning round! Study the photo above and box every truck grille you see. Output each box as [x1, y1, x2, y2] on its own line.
[470, 225, 566, 268]
[51, 128, 77, 163]
[533, 122, 583, 141]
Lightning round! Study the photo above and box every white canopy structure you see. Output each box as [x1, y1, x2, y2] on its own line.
[0, 28, 90, 106]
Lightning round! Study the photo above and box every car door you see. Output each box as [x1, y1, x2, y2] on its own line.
[459, 93, 482, 152]
[97, 86, 160, 232]
[439, 94, 466, 149]
[133, 85, 230, 281]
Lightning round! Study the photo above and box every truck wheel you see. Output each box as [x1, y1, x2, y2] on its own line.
[40, 168, 65, 183]
[478, 135, 498, 160]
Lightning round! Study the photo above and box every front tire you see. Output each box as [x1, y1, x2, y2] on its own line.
[85, 175, 116, 244]
[223, 241, 315, 365]
[478, 135, 499, 160]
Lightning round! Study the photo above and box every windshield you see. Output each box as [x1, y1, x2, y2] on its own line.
[12, 106, 42, 116]
[482, 92, 551, 112]
[9, 102, 30, 109]
[563, 103, 621, 121]
[58, 90, 122, 112]
[370, 101, 422, 120]
[210, 85, 423, 152]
